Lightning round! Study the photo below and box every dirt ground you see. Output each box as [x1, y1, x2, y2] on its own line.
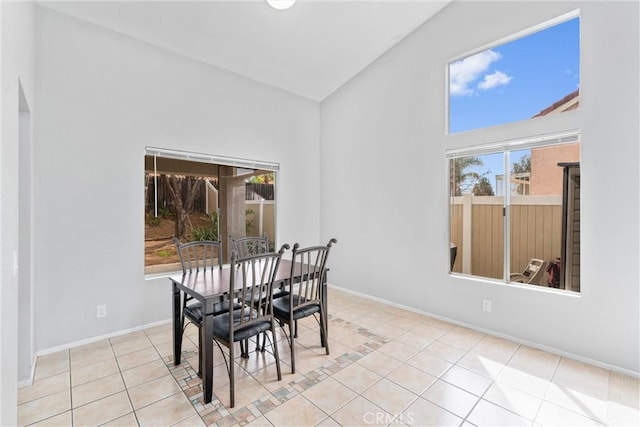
[145, 213, 212, 266]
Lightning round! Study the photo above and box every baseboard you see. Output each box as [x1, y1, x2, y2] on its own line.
[17, 354, 38, 388]
[35, 318, 172, 358]
[328, 283, 640, 379]
[21, 318, 173, 388]
[29, 286, 640, 382]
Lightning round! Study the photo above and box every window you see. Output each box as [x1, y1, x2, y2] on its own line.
[449, 15, 580, 133]
[449, 135, 580, 291]
[447, 13, 581, 293]
[144, 148, 278, 274]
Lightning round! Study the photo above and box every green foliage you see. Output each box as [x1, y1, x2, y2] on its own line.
[146, 205, 172, 227]
[247, 173, 274, 184]
[473, 176, 495, 196]
[512, 155, 531, 174]
[157, 204, 173, 219]
[146, 212, 161, 227]
[511, 154, 531, 195]
[157, 249, 172, 257]
[190, 226, 217, 241]
[190, 211, 219, 241]
[450, 156, 492, 196]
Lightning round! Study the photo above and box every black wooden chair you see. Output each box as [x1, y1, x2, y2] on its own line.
[211, 246, 288, 407]
[229, 234, 270, 258]
[173, 238, 232, 376]
[272, 238, 337, 373]
[230, 234, 289, 353]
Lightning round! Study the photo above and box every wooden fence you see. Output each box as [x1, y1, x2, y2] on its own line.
[246, 183, 274, 200]
[245, 200, 275, 243]
[451, 195, 562, 280]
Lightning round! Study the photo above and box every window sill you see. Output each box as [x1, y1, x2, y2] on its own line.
[448, 272, 581, 297]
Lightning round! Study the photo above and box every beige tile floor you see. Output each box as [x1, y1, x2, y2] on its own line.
[18, 287, 640, 426]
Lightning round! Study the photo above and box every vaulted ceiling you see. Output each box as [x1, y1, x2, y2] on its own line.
[40, 0, 451, 101]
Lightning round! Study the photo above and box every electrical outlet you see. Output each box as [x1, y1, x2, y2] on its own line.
[96, 305, 107, 318]
[482, 299, 492, 312]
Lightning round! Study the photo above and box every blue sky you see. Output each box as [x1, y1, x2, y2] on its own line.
[449, 17, 580, 134]
[449, 17, 580, 194]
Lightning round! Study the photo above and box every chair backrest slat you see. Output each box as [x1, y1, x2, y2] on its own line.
[173, 238, 222, 274]
[290, 239, 337, 310]
[229, 246, 288, 336]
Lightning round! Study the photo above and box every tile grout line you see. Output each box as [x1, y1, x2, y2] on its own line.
[178, 316, 391, 425]
[531, 352, 565, 424]
[424, 329, 490, 425]
[67, 349, 73, 426]
[22, 291, 637, 427]
[461, 340, 526, 425]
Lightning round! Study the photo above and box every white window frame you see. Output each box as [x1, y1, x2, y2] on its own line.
[447, 131, 580, 283]
[445, 11, 582, 294]
[144, 147, 279, 278]
[445, 9, 581, 135]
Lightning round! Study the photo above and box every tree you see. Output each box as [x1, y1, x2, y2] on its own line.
[473, 176, 495, 196]
[512, 155, 531, 174]
[450, 156, 483, 196]
[247, 172, 274, 184]
[511, 154, 531, 195]
[165, 174, 204, 239]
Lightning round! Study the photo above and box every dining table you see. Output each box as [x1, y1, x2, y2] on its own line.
[169, 258, 329, 404]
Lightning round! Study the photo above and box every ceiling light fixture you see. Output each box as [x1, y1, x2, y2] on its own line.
[266, 0, 296, 10]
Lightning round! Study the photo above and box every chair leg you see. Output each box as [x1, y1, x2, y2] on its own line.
[254, 333, 265, 353]
[294, 320, 298, 338]
[260, 332, 267, 352]
[229, 341, 235, 408]
[240, 339, 250, 358]
[270, 322, 282, 381]
[319, 307, 329, 356]
[288, 321, 296, 374]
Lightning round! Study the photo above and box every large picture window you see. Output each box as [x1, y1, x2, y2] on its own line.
[144, 148, 278, 275]
[447, 12, 581, 293]
[449, 134, 580, 292]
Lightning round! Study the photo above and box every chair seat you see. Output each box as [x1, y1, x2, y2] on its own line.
[245, 288, 289, 306]
[211, 308, 272, 342]
[272, 296, 320, 321]
[273, 288, 289, 300]
[183, 300, 236, 324]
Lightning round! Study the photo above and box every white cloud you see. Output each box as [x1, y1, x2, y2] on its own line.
[449, 49, 501, 96]
[477, 70, 512, 91]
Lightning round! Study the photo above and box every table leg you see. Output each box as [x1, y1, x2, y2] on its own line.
[172, 283, 182, 365]
[201, 307, 214, 404]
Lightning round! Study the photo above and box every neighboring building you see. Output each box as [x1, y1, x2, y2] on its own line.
[530, 90, 580, 195]
[531, 90, 581, 291]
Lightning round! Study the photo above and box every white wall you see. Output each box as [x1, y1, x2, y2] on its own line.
[320, 1, 639, 374]
[34, 6, 320, 350]
[1, 1, 36, 424]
